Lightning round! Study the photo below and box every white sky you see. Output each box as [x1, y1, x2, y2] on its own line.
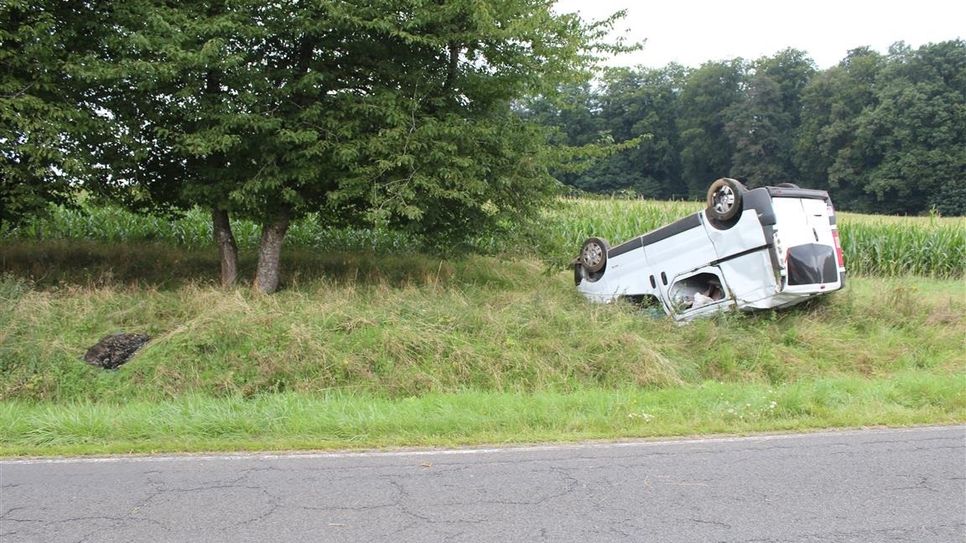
[553, 0, 965, 69]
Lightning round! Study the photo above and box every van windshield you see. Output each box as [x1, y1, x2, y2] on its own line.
[787, 243, 837, 285]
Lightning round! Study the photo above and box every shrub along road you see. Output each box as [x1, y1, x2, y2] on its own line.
[1, 426, 963, 542]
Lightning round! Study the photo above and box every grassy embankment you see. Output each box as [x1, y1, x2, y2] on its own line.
[0, 201, 963, 455]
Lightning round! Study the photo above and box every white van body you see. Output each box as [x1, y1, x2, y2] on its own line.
[574, 183, 846, 322]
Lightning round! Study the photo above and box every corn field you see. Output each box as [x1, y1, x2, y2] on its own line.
[4, 206, 418, 253]
[539, 198, 965, 279]
[3, 199, 963, 278]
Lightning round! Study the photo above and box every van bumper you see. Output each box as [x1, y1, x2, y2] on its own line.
[741, 280, 845, 310]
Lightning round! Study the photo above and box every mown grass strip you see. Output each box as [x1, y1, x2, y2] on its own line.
[2, 371, 962, 457]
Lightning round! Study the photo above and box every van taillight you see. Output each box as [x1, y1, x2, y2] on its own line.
[831, 230, 845, 267]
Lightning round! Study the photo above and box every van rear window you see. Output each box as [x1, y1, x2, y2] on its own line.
[787, 244, 837, 285]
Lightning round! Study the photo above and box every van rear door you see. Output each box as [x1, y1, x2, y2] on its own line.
[772, 197, 842, 288]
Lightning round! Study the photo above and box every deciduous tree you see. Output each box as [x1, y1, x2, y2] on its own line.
[846, 41, 966, 214]
[0, 1, 107, 227]
[796, 47, 883, 205]
[86, 0, 628, 292]
[677, 60, 745, 197]
[725, 49, 814, 186]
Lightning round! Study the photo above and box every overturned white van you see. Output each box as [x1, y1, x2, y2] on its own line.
[574, 178, 846, 322]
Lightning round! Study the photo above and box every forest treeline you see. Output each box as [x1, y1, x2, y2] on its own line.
[527, 41, 966, 216]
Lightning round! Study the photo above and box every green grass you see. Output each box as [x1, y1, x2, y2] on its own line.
[1, 200, 963, 455]
[1, 246, 963, 456]
[2, 248, 963, 403]
[1, 372, 961, 456]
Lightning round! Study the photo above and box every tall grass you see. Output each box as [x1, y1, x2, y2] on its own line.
[2, 229, 963, 453]
[1, 260, 963, 403]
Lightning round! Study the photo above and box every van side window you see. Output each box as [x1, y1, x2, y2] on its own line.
[670, 272, 726, 312]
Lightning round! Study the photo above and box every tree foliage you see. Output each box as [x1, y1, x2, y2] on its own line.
[528, 65, 684, 198]
[843, 42, 966, 214]
[796, 47, 884, 201]
[677, 60, 745, 197]
[725, 49, 815, 187]
[532, 41, 965, 216]
[3, 0, 631, 291]
[3, 3, 963, 295]
[0, 1, 105, 226]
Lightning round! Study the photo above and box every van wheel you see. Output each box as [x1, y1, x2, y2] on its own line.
[777, 182, 800, 189]
[579, 237, 609, 273]
[706, 178, 745, 221]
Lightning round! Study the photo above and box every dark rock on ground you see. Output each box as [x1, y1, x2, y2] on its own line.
[83, 333, 151, 369]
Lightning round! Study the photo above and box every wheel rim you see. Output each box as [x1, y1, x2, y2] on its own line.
[713, 186, 735, 214]
[582, 243, 603, 267]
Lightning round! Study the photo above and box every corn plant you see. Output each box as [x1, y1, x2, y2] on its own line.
[531, 198, 964, 278]
[2, 199, 962, 278]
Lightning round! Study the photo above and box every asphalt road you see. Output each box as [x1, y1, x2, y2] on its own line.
[1, 426, 963, 542]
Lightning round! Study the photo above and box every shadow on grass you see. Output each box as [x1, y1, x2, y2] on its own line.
[0, 240, 516, 290]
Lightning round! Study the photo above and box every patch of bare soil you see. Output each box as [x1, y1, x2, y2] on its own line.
[83, 333, 150, 369]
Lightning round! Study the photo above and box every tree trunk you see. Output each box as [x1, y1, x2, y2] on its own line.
[444, 42, 459, 90]
[212, 208, 239, 287]
[253, 212, 290, 294]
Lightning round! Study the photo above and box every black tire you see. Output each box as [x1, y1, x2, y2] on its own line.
[579, 237, 609, 274]
[776, 182, 800, 189]
[706, 178, 745, 221]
